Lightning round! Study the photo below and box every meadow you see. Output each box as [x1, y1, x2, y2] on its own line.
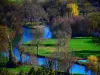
[23, 37, 100, 58]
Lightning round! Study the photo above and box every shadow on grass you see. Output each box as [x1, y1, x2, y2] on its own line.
[86, 37, 100, 44]
[41, 44, 56, 46]
[23, 43, 56, 47]
[73, 50, 100, 58]
[72, 37, 92, 39]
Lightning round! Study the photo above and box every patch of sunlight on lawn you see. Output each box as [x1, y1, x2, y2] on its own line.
[69, 38, 100, 51]
[8, 65, 31, 73]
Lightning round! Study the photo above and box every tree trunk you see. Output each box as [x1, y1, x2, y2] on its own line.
[20, 52, 22, 64]
[36, 43, 39, 56]
[8, 35, 13, 64]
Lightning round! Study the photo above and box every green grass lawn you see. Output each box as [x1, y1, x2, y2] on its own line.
[23, 37, 100, 57]
[7, 65, 42, 74]
[7, 65, 85, 75]
[24, 46, 56, 56]
[8, 65, 31, 73]
[23, 39, 56, 45]
[70, 37, 100, 51]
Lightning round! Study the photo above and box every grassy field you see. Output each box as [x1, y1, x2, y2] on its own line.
[24, 46, 56, 56]
[7, 65, 85, 75]
[23, 37, 100, 57]
[70, 37, 100, 57]
[70, 37, 100, 51]
[8, 65, 32, 73]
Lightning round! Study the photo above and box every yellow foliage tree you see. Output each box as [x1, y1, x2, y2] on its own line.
[87, 55, 99, 72]
[67, 3, 79, 16]
[0, 25, 16, 66]
[0, 25, 9, 51]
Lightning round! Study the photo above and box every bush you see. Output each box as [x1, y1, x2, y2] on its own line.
[28, 67, 56, 75]
[7, 56, 18, 68]
[28, 67, 35, 75]
[0, 68, 15, 75]
[18, 70, 26, 75]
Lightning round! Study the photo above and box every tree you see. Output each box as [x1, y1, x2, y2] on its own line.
[18, 44, 26, 64]
[28, 67, 36, 75]
[0, 26, 9, 51]
[22, 0, 47, 23]
[55, 33, 73, 73]
[71, 16, 89, 37]
[18, 70, 26, 75]
[42, 0, 70, 25]
[51, 16, 74, 73]
[0, 68, 16, 75]
[28, 66, 56, 75]
[87, 55, 99, 75]
[67, 2, 79, 16]
[0, 26, 17, 67]
[87, 12, 100, 33]
[21, 0, 47, 57]
[0, 0, 23, 32]
[0, 0, 24, 66]
[33, 24, 44, 56]
[0, 0, 25, 67]
[86, 12, 100, 45]
[52, 16, 72, 38]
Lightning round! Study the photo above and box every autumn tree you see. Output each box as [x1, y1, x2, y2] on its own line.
[33, 24, 44, 56]
[21, 0, 47, 56]
[0, 26, 18, 67]
[42, 0, 71, 25]
[86, 12, 100, 33]
[67, 2, 79, 16]
[70, 16, 90, 37]
[18, 44, 26, 64]
[0, 0, 24, 33]
[0, 0, 26, 67]
[55, 30, 73, 73]
[87, 55, 99, 75]
[86, 12, 100, 45]
[51, 16, 74, 73]
[22, 0, 47, 23]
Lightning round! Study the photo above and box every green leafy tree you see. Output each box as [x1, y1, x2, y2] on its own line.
[0, 26, 17, 67]
[87, 12, 100, 33]
[87, 12, 100, 45]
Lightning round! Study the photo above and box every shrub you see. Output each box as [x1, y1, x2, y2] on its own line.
[28, 67, 56, 75]
[18, 70, 26, 75]
[7, 56, 18, 68]
[87, 55, 99, 72]
[0, 68, 15, 75]
[28, 67, 36, 75]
